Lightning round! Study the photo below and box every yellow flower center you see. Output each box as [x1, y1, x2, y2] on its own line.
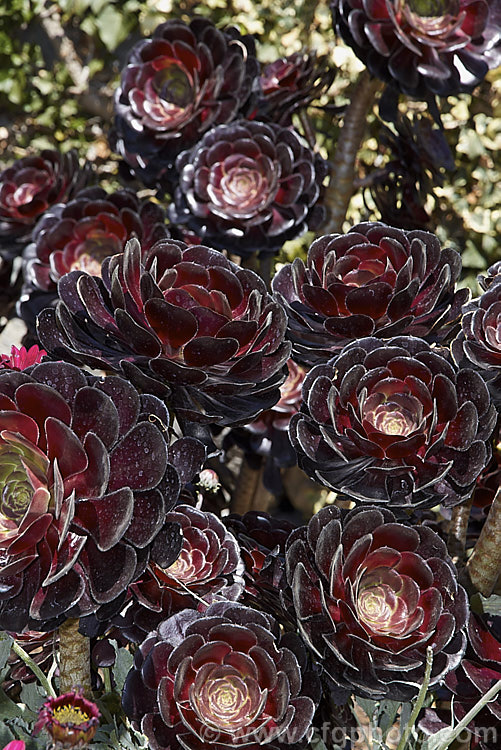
[52, 705, 90, 725]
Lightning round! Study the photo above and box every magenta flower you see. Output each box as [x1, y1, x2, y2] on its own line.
[34, 690, 100, 748]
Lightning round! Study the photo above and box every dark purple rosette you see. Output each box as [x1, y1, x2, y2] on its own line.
[122, 602, 318, 750]
[365, 115, 454, 230]
[420, 612, 501, 750]
[272, 221, 468, 367]
[224, 511, 296, 624]
[446, 613, 501, 741]
[112, 17, 259, 188]
[0, 360, 202, 631]
[289, 335, 496, 508]
[256, 51, 336, 127]
[286, 504, 468, 700]
[117, 505, 244, 642]
[24, 187, 169, 291]
[37, 238, 291, 427]
[331, 0, 501, 99]
[169, 120, 327, 258]
[452, 272, 501, 403]
[0, 150, 91, 257]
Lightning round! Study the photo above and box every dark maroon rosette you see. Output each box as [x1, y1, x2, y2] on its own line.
[0, 360, 203, 631]
[226, 360, 305, 494]
[117, 505, 244, 642]
[453, 272, 501, 404]
[24, 187, 169, 291]
[112, 17, 259, 188]
[122, 602, 318, 750]
[331, 0, 501, 99]
[272, 221, 468, 367]
[169, 120, 327, 258]
[0, 149, 91, 257]
[37, 238, 291, 427]
[286, 504, 468, 700]
[289, 335, 496, 508]
[256, 51, 336, 126]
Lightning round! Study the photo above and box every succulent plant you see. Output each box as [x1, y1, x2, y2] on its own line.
[452, 273, 501, 403]
[24, 187, 169, 291]
[223, 511, 295, 623]
[112, 17, 259, 188]
[0, 360, 199, 631]
[169, 120, 327, 258]
[4, 630, 57, 693]
[272, 221, 469, 367]
[290, 335, 496, 508]
[365, 115, 454, 230]
[421, 612, 501, 750]
[37, 238, 291, 427]
[256, 51, 336, 127]
[34, 689, 100, 748]
[122, 602, 318, 750]
[446, 613, 501, 732]
[286, 504, 468, 700]
[117, 505, 244, 642]
[0, 150, 91, 257]
[331, 0, 501, 99]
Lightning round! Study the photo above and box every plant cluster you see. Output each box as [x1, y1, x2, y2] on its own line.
[0, 3, 500, 750]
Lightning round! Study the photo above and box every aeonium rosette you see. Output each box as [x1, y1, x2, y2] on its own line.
[24, 187, 169, 291]
[453, 267, 501, 404]
[0, 149, 91, 257]
[272, 221, 468, 367]
[122, 602, 319, 750]
[331, 0, 501, 99]
[112, 17, 259, 188]
[117, 505, 244, 642]
[290, 335, 496, 508]
[0, 361, 205, 632]
[256, 51, 336, 127]
[37, 238, 291, 427]
[286, 505, 468, 701]
[170, 120, 327, 258]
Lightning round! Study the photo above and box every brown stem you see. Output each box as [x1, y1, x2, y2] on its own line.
[447, 496, 473, 565]
[322, 70, 382, 234]
[58, 618, 92, 696]
[466, 487, 501, 596]
[231, 457, 274, 515]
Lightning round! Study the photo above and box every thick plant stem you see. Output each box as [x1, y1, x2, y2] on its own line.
[466, 487, 501, 596]
[447, 496, 473, 565]
[231, 456, 273, 515]
[323, 70, 382, 234]
[58, 618, 92, 696]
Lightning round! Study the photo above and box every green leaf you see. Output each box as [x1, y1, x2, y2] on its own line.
[0, 685, 25, 720]
[476, 593, 501, 616]
[355, 697, 378, 719]
[378, 699, 401, 739]
[95, 5, 132, 51]
[113, 644, 134, 692]
[19, 681, 46, 714]
[0, 724, 15, 746]
[420, 727, 454, 750]
[0, 632, 13, 669]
